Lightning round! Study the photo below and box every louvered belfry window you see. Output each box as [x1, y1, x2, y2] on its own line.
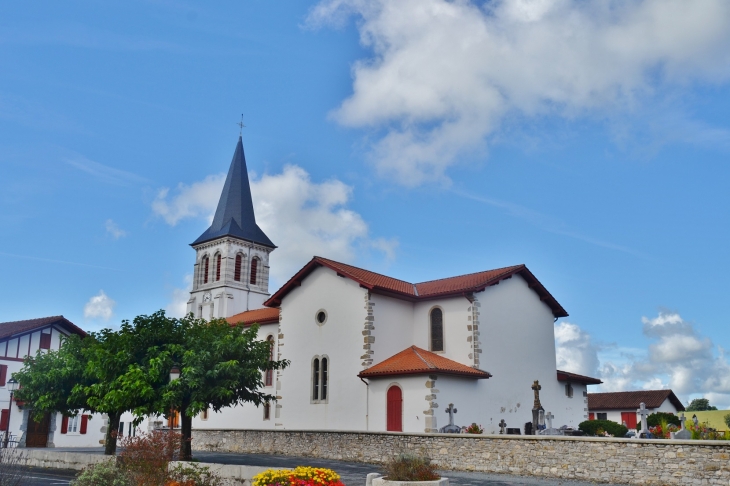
[234, 254, 242, 281]
[203, 257, 209, 284]
[430, 308, 444, 352]
[250, 258, 258, 285]
[215, 254, 221, 281]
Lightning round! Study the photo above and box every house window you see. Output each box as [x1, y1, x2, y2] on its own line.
[265, 336, 274, 387]
[315, 309, 327, 326]
[250, 258, 259, 285]
[68, 415, 80, 434]
[234, 254, 242, 281]
[202, 256, 209, 284]
[215, 254, 221, 281]
[40, 332, 51, 350]
[201, 409, 209, 421]
[263, 402, 270, 421]
[118, 421, 124, 437]
[311, 356, 329, 403]
[430, 308, 444, 352]
[597, 413, 607, 420]
[565, 384, 573, 398]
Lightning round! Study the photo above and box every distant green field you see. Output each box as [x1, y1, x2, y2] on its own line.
[686, 410, 730, 431]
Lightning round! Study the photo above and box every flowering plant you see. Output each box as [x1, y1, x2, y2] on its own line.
[465, 423, 483, 434]
[252, 467, 343, 486]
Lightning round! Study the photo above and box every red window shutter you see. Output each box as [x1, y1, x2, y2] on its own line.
[80, 415, 88, 434]
[61, 415, 69, 434]
[0, 365, 7, 387]
[0, 409, 9, 431]
[40, 333, 51, 350]
[621, 411, 637, 429]
[589, 413, 595, 421]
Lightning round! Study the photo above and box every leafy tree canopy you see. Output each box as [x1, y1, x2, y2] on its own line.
[686, 398, 718, 411]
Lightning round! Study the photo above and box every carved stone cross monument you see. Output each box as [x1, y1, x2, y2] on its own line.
[446, 403, 457, 427]
[637, 402, 650, 436]
[673, 412, 691, 440]
[531, 380, 544, 435]
[439, 403, 461, 433]
[499, 419, 507, 434]
[545, 412, 554, 430]
[532, 380, 542, 409]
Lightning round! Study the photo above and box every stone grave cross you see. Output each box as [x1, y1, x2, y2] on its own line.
[531, 380, 542, 409]
[445, 403, 457, 427]
[499, 419, 507, 434]
[679, 413, 686, 431]
[637, 402, 650, 435]
[545, 412, 554, 430]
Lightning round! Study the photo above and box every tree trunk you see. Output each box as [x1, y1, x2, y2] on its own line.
[104, 412, 121, 456]
[180, 404, 192, 461]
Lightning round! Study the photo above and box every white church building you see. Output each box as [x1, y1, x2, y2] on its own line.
[177, 136, 602, 435]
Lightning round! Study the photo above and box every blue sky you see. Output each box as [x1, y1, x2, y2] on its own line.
[2, 1, 729, 407]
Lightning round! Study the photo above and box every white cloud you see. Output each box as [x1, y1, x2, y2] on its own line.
[559, 311, 730, 408]
[166, 274, 193, 318]
[105, 219, 127, 239]
[308, 0, 730, 185]
[153, 165, 396, 286]
[83, 290, 116, 321]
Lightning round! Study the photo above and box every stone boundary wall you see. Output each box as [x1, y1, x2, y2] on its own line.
[192, 429, 730, 485]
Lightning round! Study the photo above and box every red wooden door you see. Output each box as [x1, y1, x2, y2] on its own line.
[621, 412, 637, 429]
[386, 386, 402, 432]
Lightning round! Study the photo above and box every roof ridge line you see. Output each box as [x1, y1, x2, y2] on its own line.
[415, 264, 524, 286]
[412, 346, 435, 369]
[315, 256, 415, 286]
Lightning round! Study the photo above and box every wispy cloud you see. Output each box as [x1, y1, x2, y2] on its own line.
[105, 219, 127, 239]
[454, 190, 642, 256]
[65, 155, 148, 186]
[0, 251, 122, 272]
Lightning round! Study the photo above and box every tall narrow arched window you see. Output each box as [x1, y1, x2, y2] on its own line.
[321, 357, 328, 400]
[250, 257, 259, 285]
[265, 336, 274, 386]
[430, 308, 444, 352]
[234, 254, 242, 282]
[312, 358, 320, 401]
[215, 254, 221, 281]
[202, 256, 209, 285]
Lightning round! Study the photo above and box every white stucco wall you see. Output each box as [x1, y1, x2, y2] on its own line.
[591, 397, 681, 426]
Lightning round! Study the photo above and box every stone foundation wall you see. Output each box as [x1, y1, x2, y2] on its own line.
[192, 429, 730, 485]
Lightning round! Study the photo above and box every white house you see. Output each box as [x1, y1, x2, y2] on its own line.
[0, 316, 106, 448]
[587, 389, 684, 429]
[172, 136, 602, 435]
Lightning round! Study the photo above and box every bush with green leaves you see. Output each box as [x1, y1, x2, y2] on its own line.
[71, 461, 131, 486]
[383, 454, 440, 481]
[724, 413, 730, 430]
[635, 412, 681, 431]
[578, 419, 628, 437]
[168, 463, 223, 486]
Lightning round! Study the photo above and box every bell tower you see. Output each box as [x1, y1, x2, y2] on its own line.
[186, 137, 276, 319]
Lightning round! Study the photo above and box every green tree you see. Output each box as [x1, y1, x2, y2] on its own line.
[724, 413, 730, 430]
[686, 398, 718, 411]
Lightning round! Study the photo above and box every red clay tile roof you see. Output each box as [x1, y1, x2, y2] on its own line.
[265, 256, 567, 317]
[226, 307, 279, 327]
[557, 370, 602, 385]
[358, 346, 491, 379]
[588, 390, 684, 411]
[0, 316, 86, 339]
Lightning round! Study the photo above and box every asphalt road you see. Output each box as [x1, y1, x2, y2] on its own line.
[13, 466, 76, 485]
[44, 448, 629, 486]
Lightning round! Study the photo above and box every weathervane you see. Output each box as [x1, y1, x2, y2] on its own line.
[236, 114, 246, 136]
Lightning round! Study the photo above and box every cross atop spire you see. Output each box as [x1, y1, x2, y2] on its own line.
[236, 114, 245, 136]
[191, 137, 275, 248]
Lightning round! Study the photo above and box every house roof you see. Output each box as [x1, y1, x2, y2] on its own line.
[556, 370, 603, 385]
[192, 137, 275, 248]
[0, 316, 86, 340]
[226, 307, 280, 327]
[358, 346, 492, 379]
[265, 256, 568, 318]
[587, 389, 685, 411]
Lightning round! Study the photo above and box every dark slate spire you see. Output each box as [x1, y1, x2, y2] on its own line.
[192, 137, 275, 248]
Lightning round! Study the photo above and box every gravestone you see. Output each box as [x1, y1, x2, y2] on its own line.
[538, 411, 564, 435]
[439, 403, 461, 433]
[499, 419, 507, 434]
[524, 422, 533, 435]
[637, 402, 650, 438]
[506, 428, 521, 435]
[531, 380, 544, 435]
[673, 412, 691, 440]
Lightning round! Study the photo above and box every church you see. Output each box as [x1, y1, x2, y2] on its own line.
[180, 136, 601, 435]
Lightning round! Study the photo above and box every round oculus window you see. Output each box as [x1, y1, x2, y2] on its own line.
[315, 310, 327, 325]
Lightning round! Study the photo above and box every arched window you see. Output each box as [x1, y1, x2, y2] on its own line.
[265, 336, 274, 386]
[202, 256, 209, 285]
[250, 257, 259, 285]
[312, 358, 320, 401]
[430, 308, 443, 352]
[263, 402, 270, 421]
[215, 254, 221, 281]
[321, 357, 328, 400]
[234, 254, 242, 281]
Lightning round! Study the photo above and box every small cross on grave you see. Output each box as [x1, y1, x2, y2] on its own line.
[545, 412, 554, 430]
[679, 413, 686, 430]
[673, 412, 692, 440]
[637, 402, 650, 437]
[446, 403, 457, 427]
[499, 419, 507, 434]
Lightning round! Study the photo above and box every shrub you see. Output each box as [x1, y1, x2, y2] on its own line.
[119, 430, 182, 486]
[635, 412, 680, 431]
[465, 423, 483, 434]
[71, 461, 132, 486]
[724, 413, 730, 430]
[382, 454, 440, 482]
[252, 466, 343, 486]
[578, 420, 628, 437]
[166, 463, 223, 486]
